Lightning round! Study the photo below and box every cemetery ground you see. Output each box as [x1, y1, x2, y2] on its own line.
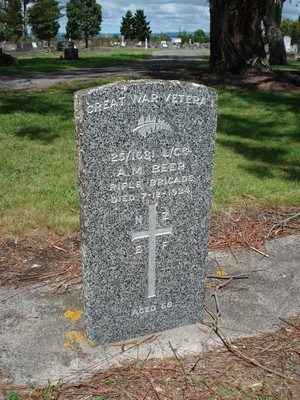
[0, 50, 300, 399]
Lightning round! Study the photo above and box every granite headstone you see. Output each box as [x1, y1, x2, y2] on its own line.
[75, 80, 218, 344]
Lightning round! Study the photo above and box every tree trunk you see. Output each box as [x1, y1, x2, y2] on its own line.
[210, 0, 269, 73]
[23, 0, 27, 43]
[263, 0, 287, 65]
[85, 34, 89, 48]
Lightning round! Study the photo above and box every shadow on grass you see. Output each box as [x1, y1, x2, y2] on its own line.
[218, 137, 299, 181]
[0, 80, 112, 143]
[217, 88, 300, 181]
[15, 125, 60, 144]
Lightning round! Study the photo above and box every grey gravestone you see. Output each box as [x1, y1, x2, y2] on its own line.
[75, 80, 217, 345]
[64, 48, 79, 60]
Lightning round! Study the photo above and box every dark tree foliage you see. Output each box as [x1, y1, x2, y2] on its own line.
[120, 9, 133, 40]
[291, 16, 300, 47]
[132, 9, 151, 41]
[0, 0, 34, 43]
[210, 0, 269, 73]
[0, 0, 23, 42]
[281, 17, 294, 36]
[28, 0, 62, 47]
[66, 0, 102, 48]
[182, 29, 210, 44]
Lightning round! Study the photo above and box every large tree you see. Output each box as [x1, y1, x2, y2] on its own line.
[263, 0, 287, 65]
[28, 0, 62, 47]
[0, 0, 23, 43]
[132, 9, 151, 42]
[120, 9, 133, 40]
[66, 0, 102, 48]
[210, 0, 269, 73]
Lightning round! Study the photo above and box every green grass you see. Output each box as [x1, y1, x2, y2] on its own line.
[0, 48, 152, 75]
[0, 79, 299, 236]
[213, 86, 299, 212]
[0, 79, 116, 235]
[6, 392, 20, 400]
[272, 60, 300, 73]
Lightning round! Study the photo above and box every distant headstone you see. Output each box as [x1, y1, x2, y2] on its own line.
[57, 40, 74, 51]
[64, 48, 79, 60]
[75, 80, 218, 344]
[22, 42, 32, 51]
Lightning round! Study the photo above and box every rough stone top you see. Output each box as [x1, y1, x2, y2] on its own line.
[75, 79, 217, 113]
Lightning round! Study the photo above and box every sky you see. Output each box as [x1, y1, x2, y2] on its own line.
[58, 1, 300, 35]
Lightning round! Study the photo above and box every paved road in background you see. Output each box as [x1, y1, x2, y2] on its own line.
[0, 49, 205, 92]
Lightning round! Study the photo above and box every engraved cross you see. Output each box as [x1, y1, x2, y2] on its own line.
[132, 204, 172, 298]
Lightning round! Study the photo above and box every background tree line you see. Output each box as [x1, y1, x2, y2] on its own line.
[0, 0, 102, 48]
[281, 16, 300, 45]
[0, 0, 63, 46]
[120, 9, 151, 42]
[181, 29, 210, 44]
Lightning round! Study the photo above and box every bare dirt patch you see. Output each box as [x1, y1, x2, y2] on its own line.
[141, 56, 300, 93]
[196, 70, 300, 93]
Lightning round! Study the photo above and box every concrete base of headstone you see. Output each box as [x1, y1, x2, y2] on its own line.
[75, 80, 218, 345]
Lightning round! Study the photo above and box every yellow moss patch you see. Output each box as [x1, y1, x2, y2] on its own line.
[63, 342, 72, 350]
[232, 297, 241, 303]
[65, 330, 84, 344]
[63, 309, 83, 322]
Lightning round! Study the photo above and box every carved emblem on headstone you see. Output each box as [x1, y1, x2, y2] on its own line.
[132, 115, 172, 137]
[132, 204, 172, 298]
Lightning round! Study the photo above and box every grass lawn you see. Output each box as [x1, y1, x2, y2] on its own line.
[0, 67, 299, 235]
[214, 86, 299, 212]
[0, 48, 152, 74]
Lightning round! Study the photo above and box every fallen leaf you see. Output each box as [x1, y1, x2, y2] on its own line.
[217, 270, 228, 276]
